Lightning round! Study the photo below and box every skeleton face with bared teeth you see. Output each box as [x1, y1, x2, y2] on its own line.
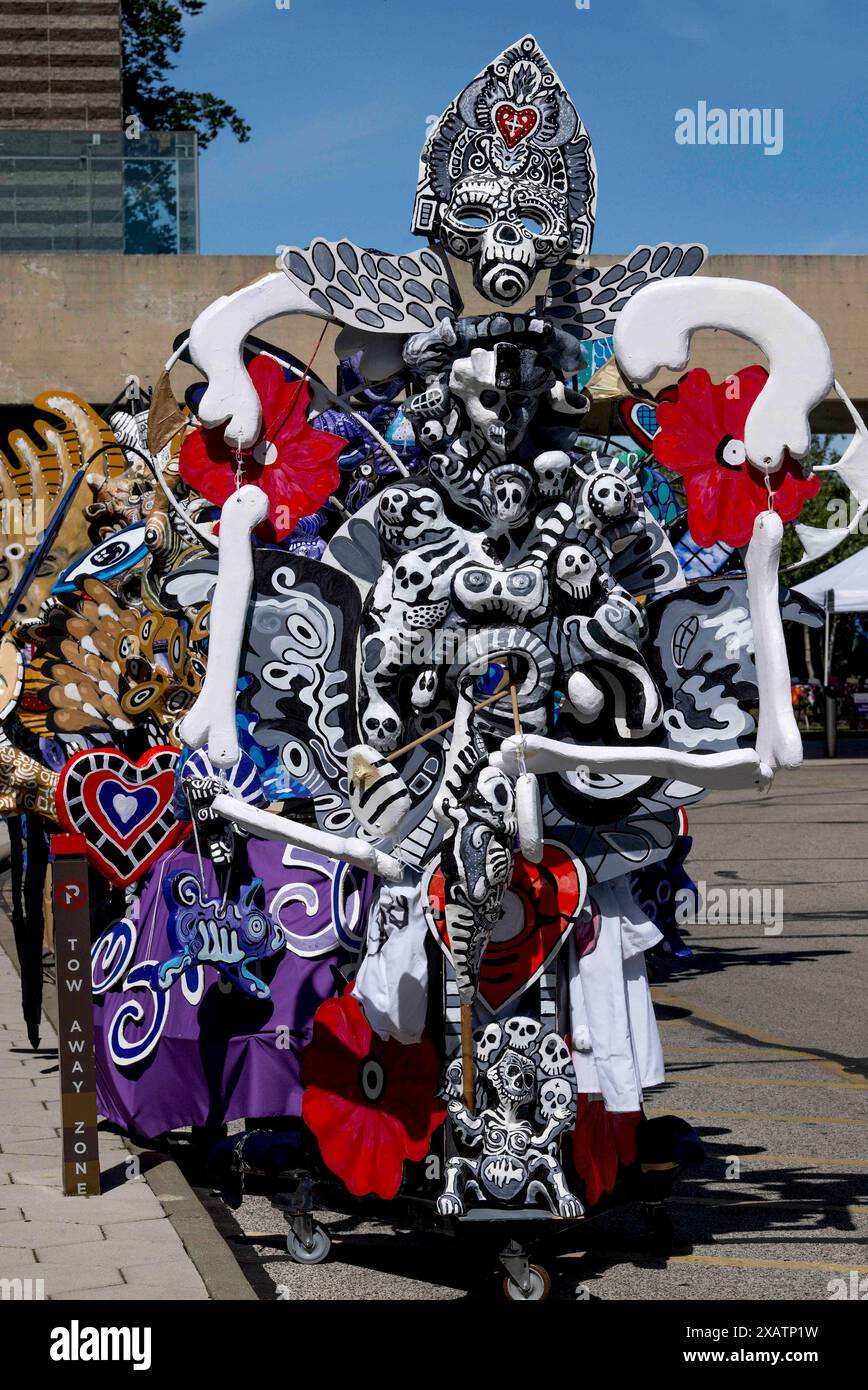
[440, 178, 573, 308]
[376, 486, 445, 551]
[361, 700, 402, 752]
[503, 1016, 542, 1052]
[586, 473, 635, 524]
[413, 36, 597, 309]
[480, 464, 533, 528]
[392, 555, 432, 606]
[533, 450, 572, 497]
[555, 544, 598, 603]
[449, 342, 553, 460]
[489, 1047, 536, 1107]
[474, 1021, 504, 1068]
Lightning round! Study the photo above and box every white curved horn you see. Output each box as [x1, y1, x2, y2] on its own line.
[613, 277, 833, 473]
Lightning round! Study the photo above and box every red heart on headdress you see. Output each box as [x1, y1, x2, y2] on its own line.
[57, 746, 188, 888]
[494, 103, 539, 150]
[426, 842, 588, 1012]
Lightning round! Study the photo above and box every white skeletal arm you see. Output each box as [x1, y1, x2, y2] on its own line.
[211, 793, 402, 880]
[177, 485, 268, 767]
[493, 738, 772, 790]
[187, 271, 331, 447]
[613, 277, 833, 473]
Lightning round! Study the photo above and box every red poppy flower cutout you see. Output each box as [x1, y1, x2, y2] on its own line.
[653, 366, 820, 548]
[301, 991, 445, 1200]
[179, 355, 344, 542]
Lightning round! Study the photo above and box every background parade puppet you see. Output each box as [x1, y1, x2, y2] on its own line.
[0, 36, 853, 1237]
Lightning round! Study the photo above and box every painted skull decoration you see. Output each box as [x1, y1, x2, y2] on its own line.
[413, 35, 597, 305]
[449, 341, 555, 458]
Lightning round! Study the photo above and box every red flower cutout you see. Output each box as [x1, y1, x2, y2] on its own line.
[179, 355, 344, 542]
[301, 991, 445, 1200]
[653, 366, 820, 548]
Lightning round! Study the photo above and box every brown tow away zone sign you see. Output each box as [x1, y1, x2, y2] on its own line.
[51, 834, 100, 1196]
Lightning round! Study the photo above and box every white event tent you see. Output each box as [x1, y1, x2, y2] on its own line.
[794, 545, 868, 685]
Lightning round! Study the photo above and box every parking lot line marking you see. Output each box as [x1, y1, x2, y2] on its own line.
[663, 1075, 868, 1091]
[652, 988, 867, 1087]
[560, 1250, 868, 1274]
[644, 1106, 868, 1127]
[709, 1152, 868, 1168]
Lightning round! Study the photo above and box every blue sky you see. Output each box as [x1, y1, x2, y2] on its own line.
[173, 0, 868, 257]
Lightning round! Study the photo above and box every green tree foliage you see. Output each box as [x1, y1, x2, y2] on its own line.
[121, 1, 251, 148]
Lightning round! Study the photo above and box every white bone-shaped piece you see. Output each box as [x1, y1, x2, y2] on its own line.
[515, 772, 544, 863]
[493, 738, 773, 791]
[212, 793, 402, 880]
[794, 513, 864, 563]
[745, 509, 803, 771]
[177, 485, 268, 768]
[796, 380, 868, 562]
[613, 277, 833, 473]
[825, 381, 868, 505]
[188, 271, 331, 447]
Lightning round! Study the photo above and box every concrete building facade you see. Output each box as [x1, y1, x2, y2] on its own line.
[0, 252, 865, 431]
[0, 1, 197, 255]
[0, 0, 122, 131]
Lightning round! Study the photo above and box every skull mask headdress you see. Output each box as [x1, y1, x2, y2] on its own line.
[412, 34, 597, 307]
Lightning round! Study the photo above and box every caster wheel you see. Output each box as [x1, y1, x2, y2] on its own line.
[503, 1264, 551, 1301]
[286, 1222, 331, 1265]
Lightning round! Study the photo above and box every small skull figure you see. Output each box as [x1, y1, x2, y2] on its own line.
[437, 1018, 583, 1219]
[537, 1031, 573, 1077]
[534, 450, 573, 498]
[578, 455, 643, 535]
[555, 543, 599, 603]
[586, 473, 634, 524]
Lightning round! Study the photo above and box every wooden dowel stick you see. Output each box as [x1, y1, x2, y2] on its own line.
[460, 1002, 476, 1114]
[509, 680, 522, 737]
[383, 676, 511, 763]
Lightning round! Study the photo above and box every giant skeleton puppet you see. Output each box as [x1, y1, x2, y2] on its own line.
[170, 37, 833, 1217]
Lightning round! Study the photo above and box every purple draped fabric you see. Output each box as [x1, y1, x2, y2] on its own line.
[92, 838, 371, 1138]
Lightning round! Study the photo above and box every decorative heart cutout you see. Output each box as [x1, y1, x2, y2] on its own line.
[425, 841, 587, 1012]
[57, 746, 188, 888]
[494, 103, 539, 150]
[97, 785, 158, 830]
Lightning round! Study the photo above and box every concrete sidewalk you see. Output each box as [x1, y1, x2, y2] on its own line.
[0, 935, 214, 1301]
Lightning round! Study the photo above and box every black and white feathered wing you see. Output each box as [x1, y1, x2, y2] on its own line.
[545, 243, 708, 342]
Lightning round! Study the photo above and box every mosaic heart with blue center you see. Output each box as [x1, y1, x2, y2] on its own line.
[57, 746, 189, 888]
